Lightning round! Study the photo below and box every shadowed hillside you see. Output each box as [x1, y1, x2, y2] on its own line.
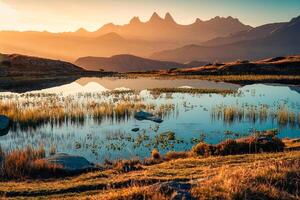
[0, 53, 85, 77]
[75, 54, 202, 72]
[168, 55, 300, 75]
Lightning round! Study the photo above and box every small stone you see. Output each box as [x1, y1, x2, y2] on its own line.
[132, 128, 140, 132]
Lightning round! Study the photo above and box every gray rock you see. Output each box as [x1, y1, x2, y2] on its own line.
[0, 115, 9, 136]
[134, 111, 163, 123]
[152, 181, 195, 200]
[44, 153, 94, 171]
[131, 128, 140, 132]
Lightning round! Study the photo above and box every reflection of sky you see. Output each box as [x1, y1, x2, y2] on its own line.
[0, 79, 299, 163]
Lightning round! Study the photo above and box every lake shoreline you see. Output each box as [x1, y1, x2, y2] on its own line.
[1, 74, 299, 93]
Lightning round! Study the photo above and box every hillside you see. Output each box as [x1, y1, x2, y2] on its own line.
[151, 16, 300, 63]
[75, 54, 195, 72]
[202, 22, 284, 46]
[0, 53, 85, 76]
[168, 55, 300, 75]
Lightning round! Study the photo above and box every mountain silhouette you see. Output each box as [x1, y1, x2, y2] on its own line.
[75, 54, 194, 72]
[91, 12, 252, 43]
[0, 12, 251, 62]
[151, 15, 300, 63]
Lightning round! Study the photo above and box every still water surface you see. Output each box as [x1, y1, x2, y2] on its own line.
[0, 77, 299, 163]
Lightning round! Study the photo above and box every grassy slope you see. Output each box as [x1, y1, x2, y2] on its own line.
[0, 150, 299, 199]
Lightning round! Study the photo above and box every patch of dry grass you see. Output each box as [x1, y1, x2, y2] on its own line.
[0, 145, 63, 179]
[0, 150, 299, 199]
[192, 159, 300, 200]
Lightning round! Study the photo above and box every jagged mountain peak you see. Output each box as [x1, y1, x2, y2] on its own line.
[194, 18, 203, 24]
[130, 16, 141, 24]
[209, 16, 238, 22]
[149, 12, 163, 22]
[164, 12, 176, 23]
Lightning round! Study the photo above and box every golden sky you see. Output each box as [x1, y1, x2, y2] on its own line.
[1, 0, 299, 32]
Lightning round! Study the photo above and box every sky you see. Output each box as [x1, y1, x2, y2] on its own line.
[0, 0, 299, 32]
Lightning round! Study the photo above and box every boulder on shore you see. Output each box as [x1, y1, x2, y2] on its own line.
[44, 153, 94, 172]
[0, 115, 9, 136]
[134, 111, 163, 123]
[151, 181, 194, 200]
[131, 128, 140, 132]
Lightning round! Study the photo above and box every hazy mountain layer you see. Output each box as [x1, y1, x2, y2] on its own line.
[75, 54, 195, 72]
[151, 16, 300, 63]
[0, 12, 251, 62]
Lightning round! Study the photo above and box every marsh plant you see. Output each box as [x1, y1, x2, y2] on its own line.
[0, 92, 175, 130]
[211, 104, 300, 127]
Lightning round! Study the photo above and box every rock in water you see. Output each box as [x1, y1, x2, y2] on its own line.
[0, 115, 9, 136]
[44, 153, 94, 171]
[131, 128, 140, 132]
[134, 111, 163, 123]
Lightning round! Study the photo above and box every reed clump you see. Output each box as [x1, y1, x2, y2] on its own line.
[0, 94, 171, 130]
[212, 104, 299, 126]
[191, 130, 284, 157]
[0, 145, 63, 179]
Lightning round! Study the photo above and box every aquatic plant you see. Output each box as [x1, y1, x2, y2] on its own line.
[0, 93, 174, 130]
[211, 104, 300, 127]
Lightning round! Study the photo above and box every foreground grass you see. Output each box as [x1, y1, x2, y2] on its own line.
[0, 150, 299, 199]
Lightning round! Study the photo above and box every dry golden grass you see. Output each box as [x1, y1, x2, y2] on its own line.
[0, 150, 298, 199]
[192, 158, 300, 200]
[0, 137, 298, 199]
[0, 145, 63, 180]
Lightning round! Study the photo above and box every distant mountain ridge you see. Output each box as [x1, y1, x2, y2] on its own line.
[151, 15, 300, 63]
[75, 54, 203, 72]
[0, 31, 178, 61]
[81, 12, 252, 43]
[0, 12, 252, 62]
